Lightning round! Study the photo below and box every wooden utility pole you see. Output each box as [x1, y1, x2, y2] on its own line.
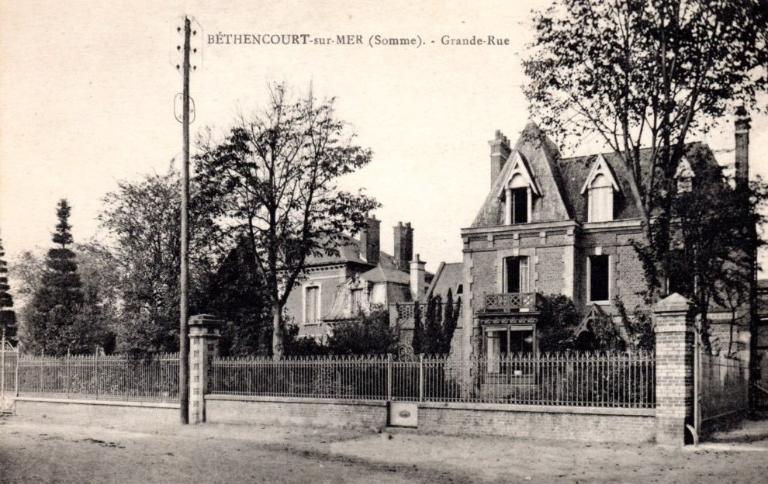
[179, 16, 191, 424]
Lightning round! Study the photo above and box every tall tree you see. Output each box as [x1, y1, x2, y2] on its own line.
[662, 156, 768, 348]
[0, 236, 17, 343]
[195, 84, 378, 359]
[12, 243, 120, 354]
[443, 289, 459, 354]
[100, 167, 224, 353]
[24, 200, 85, 355]
[524, 0, 768, 297]
[423, 294, 444, 354]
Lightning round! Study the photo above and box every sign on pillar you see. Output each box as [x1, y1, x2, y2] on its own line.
[188, 314, 222, 424]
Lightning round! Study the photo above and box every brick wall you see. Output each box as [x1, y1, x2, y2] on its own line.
[204, 395, 655, 443]
[418, 403, 655, 443]
[206, 395, 387, 430]
[536, 246, 565, 295]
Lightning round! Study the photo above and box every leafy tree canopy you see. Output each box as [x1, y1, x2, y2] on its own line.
[194, 83, 379, 358]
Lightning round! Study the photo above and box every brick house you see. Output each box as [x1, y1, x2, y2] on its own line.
[283, 218, 432, 340]
[454, 113, 756, 371]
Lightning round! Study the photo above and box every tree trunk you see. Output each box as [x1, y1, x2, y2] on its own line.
[271, 301, 284, 360]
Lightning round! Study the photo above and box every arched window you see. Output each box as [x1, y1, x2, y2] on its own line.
[498, 152, 539, 226]
[588, 174, 614, 222]
[581, 155, 620, 223]
[506, 174, 530, 224]
[674, 158, 694, 194]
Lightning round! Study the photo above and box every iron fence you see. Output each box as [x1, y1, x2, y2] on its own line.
[212, 351, 655, 409]
[15, 353, 180, 403]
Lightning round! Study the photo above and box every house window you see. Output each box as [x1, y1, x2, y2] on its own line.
[456, 284, 463, 295]
[304, 286, 320, 324]
[485, 327, 535, 374]
[351, 288, 364, 314]
[676, 177, 693, 194]
[504, 174, 531, 225]
[504, 256, 529, 293]
[588, 174, 614, 222]
[511, 188, 528, 224]
[588, 255, 610, 302]
[674, 158, 694, 194]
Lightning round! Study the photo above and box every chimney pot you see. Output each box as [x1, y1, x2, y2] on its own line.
[735, 105, 750, 189]
[489, 129, 511, 187]
[359, 217, 380, 265]
[393, 222, 414, 272]
[410, 254, 426, 302]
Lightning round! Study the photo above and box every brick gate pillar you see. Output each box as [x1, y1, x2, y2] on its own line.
[188, 314, 222, 424]
[654, 293, 693, 446]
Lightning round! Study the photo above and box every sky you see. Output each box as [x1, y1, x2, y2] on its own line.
[1, 0, 767, 275]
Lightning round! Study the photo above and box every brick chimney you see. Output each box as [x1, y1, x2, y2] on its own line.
[359, 216, 380, 265]
[489, 129, 511, 187]
[393, 221, 413, 272]
[410, 254, 426, 301]
[735, 105, 751, 190]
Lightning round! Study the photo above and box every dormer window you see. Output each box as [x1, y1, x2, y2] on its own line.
[674, 157, 695, 194]
[588, 174, 614, 222]
[501, 152, 539, 225]
[581, 155, 620, 223]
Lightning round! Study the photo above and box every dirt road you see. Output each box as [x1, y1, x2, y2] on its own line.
[2, 415, 768, 483]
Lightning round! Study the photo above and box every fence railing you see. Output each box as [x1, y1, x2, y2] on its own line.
[15, 353, 180, 403]
[212, 352, 655, 409]
[700, 352, 748, 422]
[482, 293, 541, 313]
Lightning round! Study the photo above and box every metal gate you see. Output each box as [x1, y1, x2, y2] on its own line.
[1, 338, 18, 413]
[691, 333, 749, 443]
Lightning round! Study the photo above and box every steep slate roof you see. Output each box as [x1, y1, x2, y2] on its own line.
[472, 122, 720, 227]
[426, 262, 464, 299]
[303, 235, 399, 269]
[361, 265, 410, 284]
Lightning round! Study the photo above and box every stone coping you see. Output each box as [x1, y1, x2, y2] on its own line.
[205, 394, 387, 407]
[418, 401, 655, 416]
[13, 396, 180, 409]
[205, 394, 655, 416]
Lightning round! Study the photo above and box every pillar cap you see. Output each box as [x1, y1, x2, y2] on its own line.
[654, 293, 690, 313]
[189, 314, 223, 328]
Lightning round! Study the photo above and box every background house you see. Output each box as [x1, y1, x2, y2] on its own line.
[283, 218, 432, 340]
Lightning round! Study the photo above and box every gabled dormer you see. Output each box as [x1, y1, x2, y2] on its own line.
[500, 151, 540, 225]
[472, 123, 571, 228]
[580, 155, 621, 223]
[674, 157, 695, 193]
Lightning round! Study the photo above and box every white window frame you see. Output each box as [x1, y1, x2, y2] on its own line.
[674, 157, 695, 194]
[350, 287, 365, 314]
[499, 152, 539, 225]
[587, 174, 614, 222]
[303, 285, 322, 325]
[503, 256, 530, 294]
[587, 254, 611, 304]
[580, 155, 620, 223]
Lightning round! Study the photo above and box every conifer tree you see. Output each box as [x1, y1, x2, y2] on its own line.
[24, 200, 85, 355]
[411, 302, 423, 355]
[423, 294, 444, 354]
[442, 289, 458, 354]
[0, 236, 17, 343]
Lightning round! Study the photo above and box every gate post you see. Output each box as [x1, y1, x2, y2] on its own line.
[654, 293, 694, 446]
[188, 314, 221, 424]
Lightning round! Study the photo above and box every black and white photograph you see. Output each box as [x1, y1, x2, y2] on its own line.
[1, 1, 768, 482]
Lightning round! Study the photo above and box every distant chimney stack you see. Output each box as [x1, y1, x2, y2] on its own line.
[359, 216, 380, 265]
[735, 105, 751, 189]
[393, 221, 413, 272]
[489, 130, 511, 187]
[410, 254, 426, 302]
